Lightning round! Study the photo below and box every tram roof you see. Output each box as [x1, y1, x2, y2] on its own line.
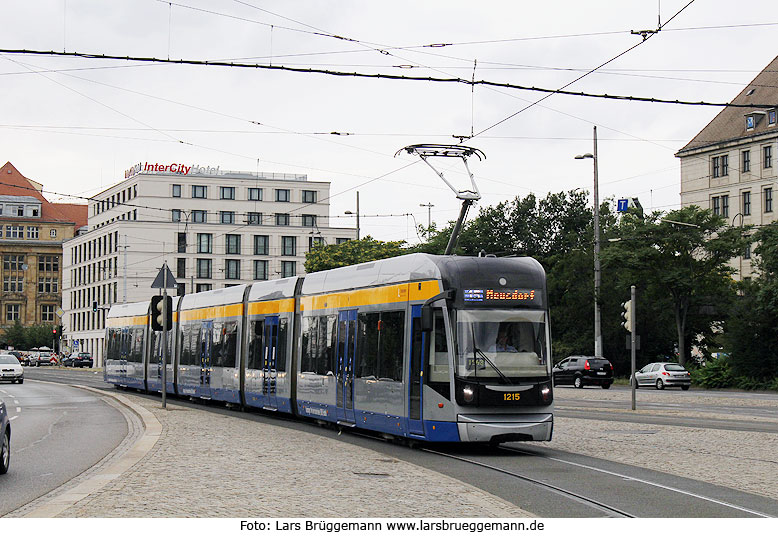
[106, 297, 183, 319]
[247, 277, 298, 303]
[179, 285, 248, 310]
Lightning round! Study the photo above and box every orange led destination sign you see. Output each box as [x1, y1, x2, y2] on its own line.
[464, 289, 536, 302]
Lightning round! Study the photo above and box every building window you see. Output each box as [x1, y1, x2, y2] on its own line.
[254, 235, 269, 255]
[220, 211, 235, 224]
[247, 212, 262, 225]
[3, 276, 23, 293]
[722, 195, 729, 218]
[197, 233, 213, 254]
[225, 259, 240, 280]
[226, 234, 241, 254]
[302, 214, 316, 227]
[765, 146, 773, 169]
[302, 190, 317, 203]
[172, 184, 182, 197]
[336, 238, 351, 245]
[192, 210, 207, 223]
[196, 283, 212, 293]
[38, 277, 59, 293]
[27, 226, 39, 239]
[177, 283, 186, 296]
[309, 236, 324, 250]
[3, 254, 24, 271]
[196, 259, 212, 279]
[254, 260, 268, 280]
[712, 157, 720, 178]
[746, 115, 755, 130]
[721, 155, 728, 176]
[744, 243, 751, 260]
[766, 187, 773, 213]
[248, 187, 262, 201]
[770, 110, 777, 126]
[171, 209, 182, 222]
[743, 150, 751, 173]
[712, 196, 720, 216]
[276, 213, 290, 226]
[5, 304, 20, 322]
[282, 236, 296, 256]
[192, 185, 207, 198]
[39, 255, 59, 272]
[41, 305, 55, 323]
[5, 225, 23, 239]
[50, 229, 57, 238]
[220, 186, 235, 200]
[281, 261, 296, 278]
[177, 233, 187, 253]
[177, 258, 186, 278]
[275, 189, 290, 202]
[742, 191, 751, 216]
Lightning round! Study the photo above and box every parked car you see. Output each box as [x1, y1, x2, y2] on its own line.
[0, 354, 24, 384]
[63, 353, 93, 368]
[553, 356, 614, 389]
[631, 362, 691, 390]
[1, 398, 9, 474]
[31, 352, 56, 367]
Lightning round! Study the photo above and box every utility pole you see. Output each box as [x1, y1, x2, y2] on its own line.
[419, 202, 434, 237]
[630, 285, 636, 411]
[123, 234, 128, 304]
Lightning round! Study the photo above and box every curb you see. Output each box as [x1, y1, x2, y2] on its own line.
[21, 386, 161, 518]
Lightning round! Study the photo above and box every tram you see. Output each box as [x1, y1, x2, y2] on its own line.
[105, 253, 553, 444]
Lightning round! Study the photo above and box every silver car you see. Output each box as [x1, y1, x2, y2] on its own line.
[632, 362, 691, 390]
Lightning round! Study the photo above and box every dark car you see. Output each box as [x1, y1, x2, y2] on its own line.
[1, 399, 9, 474]
[553, 356, 614, 389]
[63, 353, 93, 368]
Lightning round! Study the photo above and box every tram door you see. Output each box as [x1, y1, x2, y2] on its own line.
[120, 328, 130, 385]
[262, 316, 279, 409]
[409, 305, 426, 436]
[336, 310, 357, 424]
[199, 321, 213, 399]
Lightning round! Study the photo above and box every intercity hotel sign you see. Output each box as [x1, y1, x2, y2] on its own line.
[125, 162, 221, 178]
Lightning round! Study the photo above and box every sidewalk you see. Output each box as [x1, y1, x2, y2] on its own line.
[14, 390, 535, 518]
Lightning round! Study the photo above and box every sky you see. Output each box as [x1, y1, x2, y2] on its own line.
[1, 0, 776, 244]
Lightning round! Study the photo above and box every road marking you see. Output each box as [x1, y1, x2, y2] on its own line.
[545, 454, 774, 517]
[16, 407, 21, 413]
[9, 416, 18, 421]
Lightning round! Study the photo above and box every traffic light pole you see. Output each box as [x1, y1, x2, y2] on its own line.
[161, 261, 168, 409]
[630, 285, 636, 411]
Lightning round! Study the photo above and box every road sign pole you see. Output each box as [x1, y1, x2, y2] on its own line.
[630, 285, 637, 411]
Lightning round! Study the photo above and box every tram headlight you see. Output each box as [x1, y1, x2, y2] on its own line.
[538, 383, 552, 404]
[462, 385, 475, 404]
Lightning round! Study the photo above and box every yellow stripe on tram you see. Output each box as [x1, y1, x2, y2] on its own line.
[300, 280, 440, 312]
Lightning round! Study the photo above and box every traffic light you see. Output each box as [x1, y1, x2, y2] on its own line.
[52, 327, 57, 335]
[621, 300, 633, 332]
[92, 301, 98, 312]
[150, 295, 172, 332]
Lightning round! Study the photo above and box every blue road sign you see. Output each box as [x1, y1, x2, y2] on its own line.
[617, 198, 629, 212]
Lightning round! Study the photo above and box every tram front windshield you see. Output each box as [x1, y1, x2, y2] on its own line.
[455, 309, 549, 381]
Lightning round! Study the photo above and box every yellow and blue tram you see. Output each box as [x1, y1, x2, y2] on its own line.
[105, 254, 553, 443]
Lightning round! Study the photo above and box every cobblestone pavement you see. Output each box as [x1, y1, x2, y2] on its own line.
[42, 394, 534, 518]
[534, 388, 778, 500]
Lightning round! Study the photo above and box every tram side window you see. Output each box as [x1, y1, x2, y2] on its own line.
[277, 317, 288, 373]
[180, 325, 191, 365]
[222, 321, 238, 368]
[129, 328, 144, 363]
[212, 321, 224, 367]
[379, 311, 404, 381]
[248, 320, 264, 370]
[426, 308, 450, 399]
[301, 316, 317, 373]
[357, 313, 380, 379]
[106, 329, 117, 359]
[321, 315, 336, 375]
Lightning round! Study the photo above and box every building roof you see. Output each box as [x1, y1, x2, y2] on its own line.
[0, 161, 87, 230]
[678, 55, 778, 154]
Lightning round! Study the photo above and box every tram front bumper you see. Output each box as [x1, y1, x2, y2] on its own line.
[456, 413, 553, 443]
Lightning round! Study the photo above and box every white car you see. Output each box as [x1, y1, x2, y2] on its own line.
[0, 354, 24, 384]
[631, 362, 690, 390]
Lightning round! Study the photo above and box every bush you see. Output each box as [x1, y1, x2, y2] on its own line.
[692, 357, 735, 388]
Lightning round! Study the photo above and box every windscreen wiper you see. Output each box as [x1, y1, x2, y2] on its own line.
[473, 347, 512, 385]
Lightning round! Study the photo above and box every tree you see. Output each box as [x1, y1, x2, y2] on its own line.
[304, 236, 406, 273]
[601, 206, 748, 366]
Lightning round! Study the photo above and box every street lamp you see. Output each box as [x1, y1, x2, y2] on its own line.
[344, 191, 360, 240]
[575, 126, 602, 358]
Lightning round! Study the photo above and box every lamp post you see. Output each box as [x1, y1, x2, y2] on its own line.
[575, 126, 602, 357]
[344, 191, 360, 240]
[419, 202, 434, 237]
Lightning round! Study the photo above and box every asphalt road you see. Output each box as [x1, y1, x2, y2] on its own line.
[0, 378, 129, 516]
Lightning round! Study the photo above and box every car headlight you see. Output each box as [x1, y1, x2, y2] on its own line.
[462, 385, 475, 403]
[539, 383, 553, 404]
